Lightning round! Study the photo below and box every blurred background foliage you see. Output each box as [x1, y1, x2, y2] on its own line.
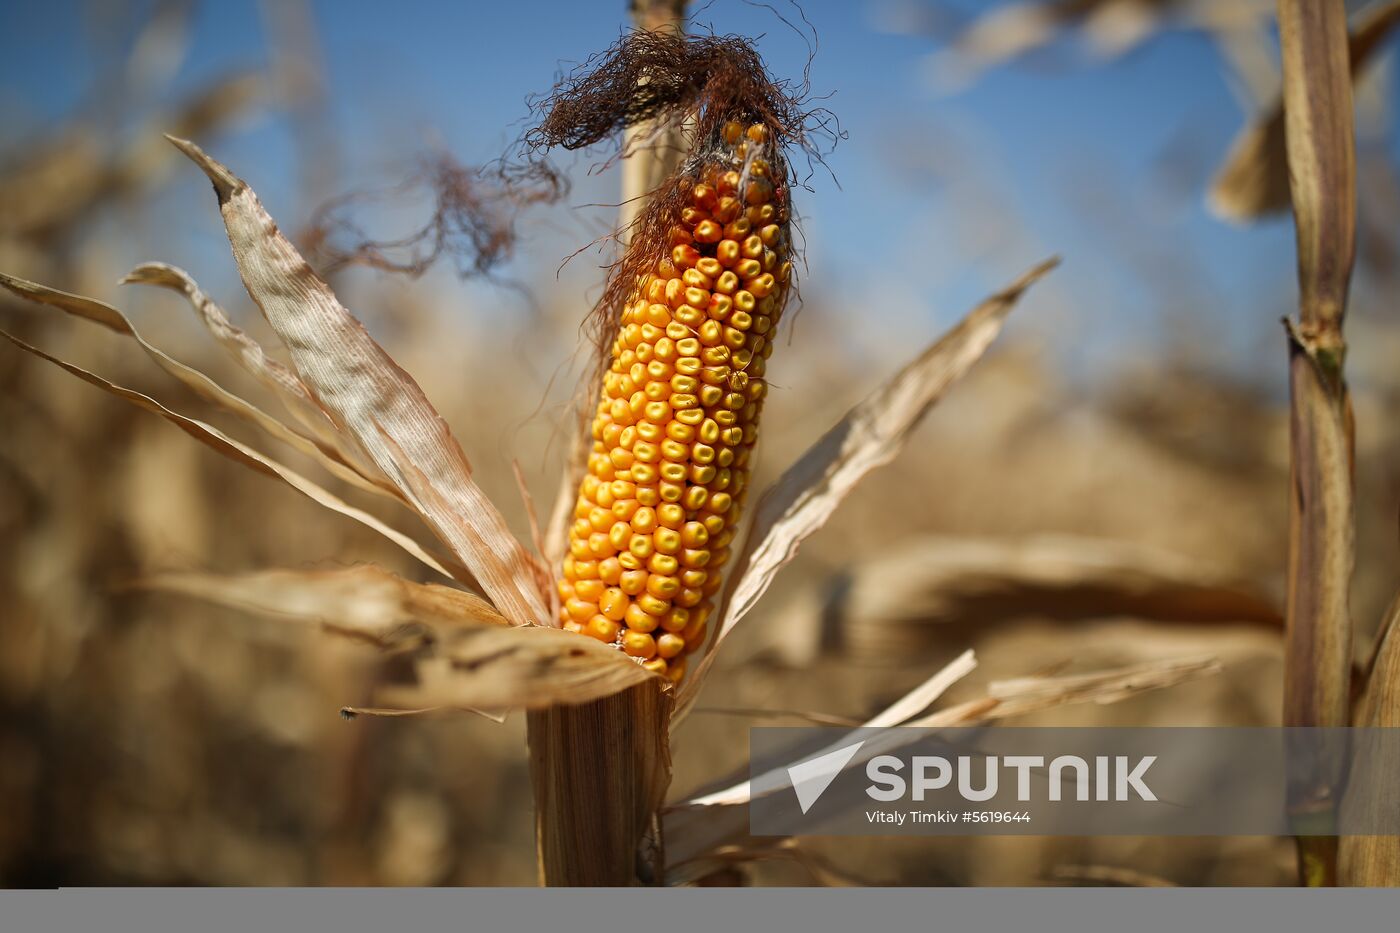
[2, 0, 1398, 885]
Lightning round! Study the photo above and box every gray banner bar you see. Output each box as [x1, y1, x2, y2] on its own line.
[5, 889, 1400, 933]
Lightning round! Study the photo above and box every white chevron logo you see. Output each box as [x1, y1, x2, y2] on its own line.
[786, 740, 866, 814]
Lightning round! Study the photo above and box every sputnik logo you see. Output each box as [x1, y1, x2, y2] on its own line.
[786, 740, 866, 814]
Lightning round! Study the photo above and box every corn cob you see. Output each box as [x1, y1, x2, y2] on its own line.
[558, 120, 792, 682]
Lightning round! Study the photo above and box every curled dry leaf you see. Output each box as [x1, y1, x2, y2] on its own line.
[0, 330, 456, 580]
[1210, 0, 1400, 222]
[0, 270, 387, 501]
[168, 136, 548, 626]
[664, 653, 1219, 880]
[674, 258, 1058, 718]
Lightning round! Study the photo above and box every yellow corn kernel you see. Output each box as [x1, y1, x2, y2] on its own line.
[693, 219, 722, 243]
[666, 657, 688, 683]
[624, 604, 659, 634]
[645, 564, 678, 592]
[619, 569, 648, 596]
[575, 579, 605, 603]
[565, 598, 597, 623]
[623, 630, 657, 659]
[585, 616, 621, 643]
[660, 607, 690, 633]
[656, 633, 687, 659]
[600, 587, 628, 621]
[636, 593, 671, 617]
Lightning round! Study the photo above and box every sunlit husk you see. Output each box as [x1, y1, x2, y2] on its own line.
[171, 136, 549, 625]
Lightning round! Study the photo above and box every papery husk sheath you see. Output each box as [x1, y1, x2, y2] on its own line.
[527, 681, 672, 885]
[1340, 599, 1400, 885]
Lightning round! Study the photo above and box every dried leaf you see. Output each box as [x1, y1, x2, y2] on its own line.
[787, 533, 1280, 667]
[340, 705, 443, 718]
[140, 561, 656, 712]
[1210, 0, 1400, 221]
[0, 270, 386, 500]
[340, 705, 509, 724]
[980, 655, 1222, 709]
[683, 649, 977, 810]
[383, 625, 662, 711]
[139, 564, 507, 647]
[664, 654, 1218, 879]
[543, 402, 591, 623]
[1357, 592, 1400, 717]
[675, 259, 1057, 715]
[865, 647, 979, 728]
[0, 330, 456, 580]
[170, 136, 548, 625]
[1338, 595, 1400, 885]
[119, 261, 381, 483]
[510, 458, 552, 595]
[1208, 106, 1291, 222]
[141, 566, 578, 724]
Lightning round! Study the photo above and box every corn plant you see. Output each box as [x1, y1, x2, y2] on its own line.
[1269, 0, 1400, 889]
[0, 17, 1222, 886]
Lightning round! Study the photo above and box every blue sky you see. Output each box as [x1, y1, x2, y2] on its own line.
[2, 0, 1389, 386]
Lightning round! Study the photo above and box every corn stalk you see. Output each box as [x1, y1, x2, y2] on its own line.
[618, 0, 689, 240]
[1275, 0, 1356, 888]
[524, 0, 688, 887]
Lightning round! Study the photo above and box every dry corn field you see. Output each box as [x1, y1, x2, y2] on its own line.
[2, 0, 1400, 889]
